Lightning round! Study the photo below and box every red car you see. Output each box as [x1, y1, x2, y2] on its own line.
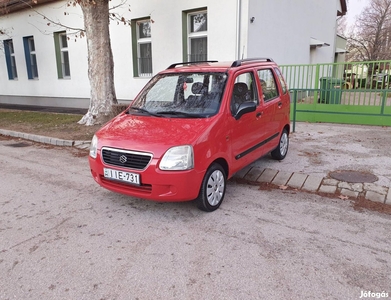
[89, 58, 290, 212]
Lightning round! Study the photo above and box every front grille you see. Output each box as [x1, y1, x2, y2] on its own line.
[101, 147, 152, 170]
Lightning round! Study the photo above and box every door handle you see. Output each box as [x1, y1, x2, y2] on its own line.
[278, 102, 283, 108]
[256, 112, 263, 118]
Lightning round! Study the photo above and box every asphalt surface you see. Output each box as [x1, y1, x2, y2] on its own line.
[1, 140, 391, 299]
[0, 103, 390, 205]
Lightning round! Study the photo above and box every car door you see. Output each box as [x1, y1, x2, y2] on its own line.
[228, 70, 271, 172]
[256, 68, 283, 151]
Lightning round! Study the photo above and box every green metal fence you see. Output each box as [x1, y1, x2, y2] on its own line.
[280, 60, 391, 130]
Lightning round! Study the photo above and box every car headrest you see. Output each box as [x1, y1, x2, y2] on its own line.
[192, 82, 206, 94]
[233, 82, 248, 96]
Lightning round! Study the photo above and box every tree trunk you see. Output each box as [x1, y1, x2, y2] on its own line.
[78, 0, 117, 126]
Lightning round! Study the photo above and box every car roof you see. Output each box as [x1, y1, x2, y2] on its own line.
[160, 58, 278, 75]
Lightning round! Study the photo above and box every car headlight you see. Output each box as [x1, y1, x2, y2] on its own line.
[159, 145, 194, 171]
[89, 135, 98, 158]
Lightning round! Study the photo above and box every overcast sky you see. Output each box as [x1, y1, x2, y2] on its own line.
[346, 0, 369, 25]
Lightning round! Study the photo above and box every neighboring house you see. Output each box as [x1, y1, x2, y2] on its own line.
[0, 0, 347, 108]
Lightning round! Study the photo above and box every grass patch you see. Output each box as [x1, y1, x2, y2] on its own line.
[0, 109, 102, 141]
[0, 111, 81, 127]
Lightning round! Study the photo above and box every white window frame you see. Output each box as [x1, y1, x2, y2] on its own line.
[187, 10, 208, 62]
[28, 37, 38, 79]
[59, 33, 70, 78]
[136, 19, 152, 77]
[9, 40, 18, 79]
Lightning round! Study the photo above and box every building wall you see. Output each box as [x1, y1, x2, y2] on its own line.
[247, 0, 339, 65]
[0, 0, 341, 108]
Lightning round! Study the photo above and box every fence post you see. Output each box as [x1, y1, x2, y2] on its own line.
[380, 90, 387, 115]
[292, 90, 298, 133]
[313, 64, 320, 105]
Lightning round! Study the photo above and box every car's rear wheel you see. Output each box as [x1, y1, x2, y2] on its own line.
[271, 128, 289, 160]
[196, 163, 226, 212]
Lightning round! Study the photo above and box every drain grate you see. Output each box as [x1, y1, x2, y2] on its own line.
[6, 142, 31, 148]
[329, 170, 378, 183]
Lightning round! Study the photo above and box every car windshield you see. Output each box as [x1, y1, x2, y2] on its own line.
[129, 72, 227, 118]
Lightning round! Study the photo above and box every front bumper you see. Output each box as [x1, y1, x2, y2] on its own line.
[89, 154, 205, 202]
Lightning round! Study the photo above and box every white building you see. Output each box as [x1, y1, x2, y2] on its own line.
[0, 0, 347, 108]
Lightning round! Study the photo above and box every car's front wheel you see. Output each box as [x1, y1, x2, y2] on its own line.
[196, 163, 226, 212]
[271, 128, 289, 160]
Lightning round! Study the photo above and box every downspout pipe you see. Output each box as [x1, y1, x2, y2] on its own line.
[236, 0, 242, 60]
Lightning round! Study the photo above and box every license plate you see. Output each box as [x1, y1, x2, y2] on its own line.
[104, 168, 140, 185]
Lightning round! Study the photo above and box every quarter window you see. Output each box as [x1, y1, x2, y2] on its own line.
[257, 69, 279, 101]
[188, 11, 207, 62]
[274, 67, 288, 94]
[23, 36, 39, 79]
[3, 39, 18, 80]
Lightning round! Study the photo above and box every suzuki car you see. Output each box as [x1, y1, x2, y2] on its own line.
[89, 58, 290, 212]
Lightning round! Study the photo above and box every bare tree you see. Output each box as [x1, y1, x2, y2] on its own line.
[1, 0, 128, 126]
[77, 0, 118, 126]
[347, 0, 391, 61]
[337, 16, 348, 36]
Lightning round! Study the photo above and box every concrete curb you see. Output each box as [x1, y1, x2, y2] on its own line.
[233, 166, 391, 206]
[0, 129, 91, 150]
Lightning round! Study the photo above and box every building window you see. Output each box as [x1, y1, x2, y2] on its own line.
[3, 39, 18, 80]
[188, 11, 207, 62]
[132, 19, 152, 77]
[23, 36, 38, 79]
[54, 32, 71, 78]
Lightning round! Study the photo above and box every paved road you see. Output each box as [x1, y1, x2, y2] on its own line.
[1, 137, 391, 300]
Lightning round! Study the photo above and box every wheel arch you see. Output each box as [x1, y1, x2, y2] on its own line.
[210, 157, 229, 178]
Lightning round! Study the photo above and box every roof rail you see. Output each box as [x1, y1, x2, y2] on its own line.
[231, 58, 274, 67]
[167, 60, 218, 69]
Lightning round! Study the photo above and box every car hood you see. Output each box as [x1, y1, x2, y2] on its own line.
[96, 113, 216, 157]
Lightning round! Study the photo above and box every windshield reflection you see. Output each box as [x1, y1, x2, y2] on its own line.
[130, 72, 227, 118]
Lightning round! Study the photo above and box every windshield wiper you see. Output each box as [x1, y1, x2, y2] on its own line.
[155, 111, 205, 118]
[127, 107, 161, 117]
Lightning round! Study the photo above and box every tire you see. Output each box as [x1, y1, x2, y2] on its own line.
[271, 128, 289, 160]
[196, 163, 226, 212]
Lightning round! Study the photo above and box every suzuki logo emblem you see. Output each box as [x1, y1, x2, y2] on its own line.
[119, 155, 127, 163]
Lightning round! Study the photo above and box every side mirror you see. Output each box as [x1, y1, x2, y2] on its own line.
[234, 101, 256, 120]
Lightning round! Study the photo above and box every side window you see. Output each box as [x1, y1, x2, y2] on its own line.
[186, 10, 207, 62]
[131, 18, 153, 77]
[54, 31, 71, 79]
[231, 72, 258, 114]
[257, 69, 279, 102]
[3, 39, 18, 80]
[274, 67, 288, 94]
[23, 36, 39, 79]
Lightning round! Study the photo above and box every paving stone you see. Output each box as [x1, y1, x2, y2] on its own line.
[272, 171, 293, 186]
[318, 185, 337, 194]
[245, 167, 264, 181]
[257, 168, 278, 183]
[365, 191, 386, 204]
[302, 175, 323, 192]
[338, 182, 363, 192]
[340, 188, 359, 198]
[386, 188, 391, 205]
[287, 172, 308, 189]
[363, 183, 388, 195]
[322, 178, 339, 186]
[234, 165, 253, 179]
